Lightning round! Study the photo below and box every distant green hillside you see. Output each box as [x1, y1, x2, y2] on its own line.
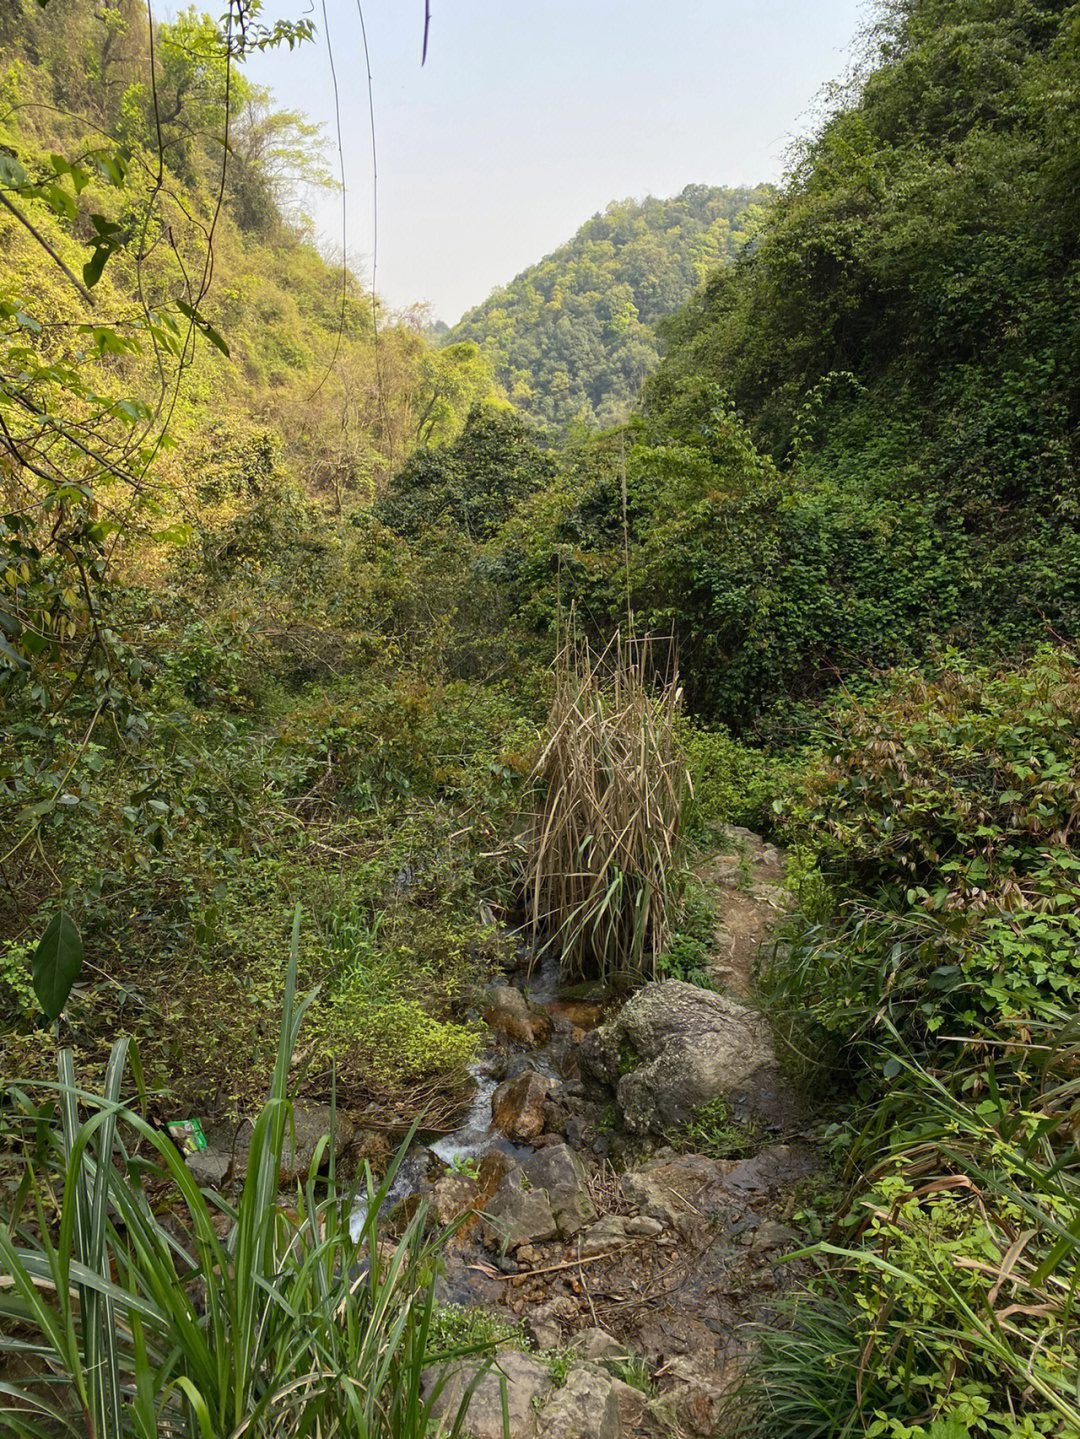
[448, 184, 773, 432]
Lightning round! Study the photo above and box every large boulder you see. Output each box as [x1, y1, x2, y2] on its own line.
[580, 981, 802, 1134]
[424, 1348, 553, 1439]
[537, 1366, 621, 1439]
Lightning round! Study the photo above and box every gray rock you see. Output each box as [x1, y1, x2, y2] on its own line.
[527, 1314, 563, 1350]
[620, 1165, 701, 1229]
[620, 1153, 740, 1235]
[569, 1327, 628, 1361]
[185, 1148, 230, 1187]
[482, 1171, 558, 1252]
[624, 1215, 663, 1238]
[577, 1215, 628, 1256]
[202, 1104, 357, 1182]
[519, 1142, 582, 1192]
[750, 1219, 801, 1251]
[720, 1144, 817, 1193]
[580, 981, 803, 1134]
[609, 1378, 649, 1434]
[537, 1366, 621, 1439]
[424, 1348, 553, 1439]
[662, 1353, 742, 1436]
[520, 1143, 598, 1238]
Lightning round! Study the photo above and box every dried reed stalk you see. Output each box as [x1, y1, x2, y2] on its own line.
[525, 627, 687, 985]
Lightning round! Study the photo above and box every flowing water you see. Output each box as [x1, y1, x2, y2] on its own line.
[350, 948, 589, 1238]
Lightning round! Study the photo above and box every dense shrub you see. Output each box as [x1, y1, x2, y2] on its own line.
[749, 1047, 1080, 1439]
[681, 722, 782, 834]
[767, 650, 1080, 1072]
[374, 405, 555, 542]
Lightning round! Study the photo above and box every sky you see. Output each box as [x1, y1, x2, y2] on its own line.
[243, 1, 870, 324]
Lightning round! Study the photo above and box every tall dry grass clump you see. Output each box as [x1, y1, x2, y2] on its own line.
[526, 629, 688, 985]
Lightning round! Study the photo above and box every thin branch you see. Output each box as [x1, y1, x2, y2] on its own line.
[0, 191, 96, 308]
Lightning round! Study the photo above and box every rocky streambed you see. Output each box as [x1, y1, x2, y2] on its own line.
[190, 829, 820, 1437]
[399, 830, 818, 1436]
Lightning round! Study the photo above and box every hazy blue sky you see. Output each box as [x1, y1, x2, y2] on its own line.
[244, 1, 870, 323]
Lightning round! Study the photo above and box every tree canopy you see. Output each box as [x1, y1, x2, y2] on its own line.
[448, 185, 774, 433]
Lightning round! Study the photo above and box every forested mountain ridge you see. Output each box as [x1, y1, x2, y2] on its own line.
[448, 184, 774, 432]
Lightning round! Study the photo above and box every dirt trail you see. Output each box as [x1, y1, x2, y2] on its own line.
[695, 825, 790, 997]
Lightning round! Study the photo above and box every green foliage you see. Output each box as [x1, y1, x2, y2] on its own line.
[450, 185, 774, 432]
[748, 1046, 1080, 1439]
[374, 405, 555, 543]
[631, 0, 1080, 720]
[766, 651, 1080, 1073]
[429, 1304, 527, 1355]
[655, 879, 716, 988]
[682, 722, 782, 834]
[675, 1096, 761, 1159]
[0, 914, 498, 1438]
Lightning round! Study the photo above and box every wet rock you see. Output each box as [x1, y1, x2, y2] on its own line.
[491, 1071, 553, 1142]
[580, 981, 803, 1134]
[482, 1170, 558, 1251]
[430, 1172, 481, 1227]
[424, 1348, 553, 1439]
[537, 1366, 620, 1439]
[504, 1051, 546, 1081]
[484, 985, 553, 1048]
[541, 1099, 568, 1135]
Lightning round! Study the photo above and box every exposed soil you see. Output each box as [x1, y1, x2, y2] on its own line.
[694, 825, 789, 997]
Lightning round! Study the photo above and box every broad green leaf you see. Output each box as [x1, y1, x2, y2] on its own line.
[32, 911, 84, 1021]
[83, 247, 110, 289]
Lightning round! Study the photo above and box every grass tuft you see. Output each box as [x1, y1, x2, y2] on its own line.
[524, 627, 687, 986]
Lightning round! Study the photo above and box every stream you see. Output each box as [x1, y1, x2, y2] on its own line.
[350, 947, 595, 1238]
